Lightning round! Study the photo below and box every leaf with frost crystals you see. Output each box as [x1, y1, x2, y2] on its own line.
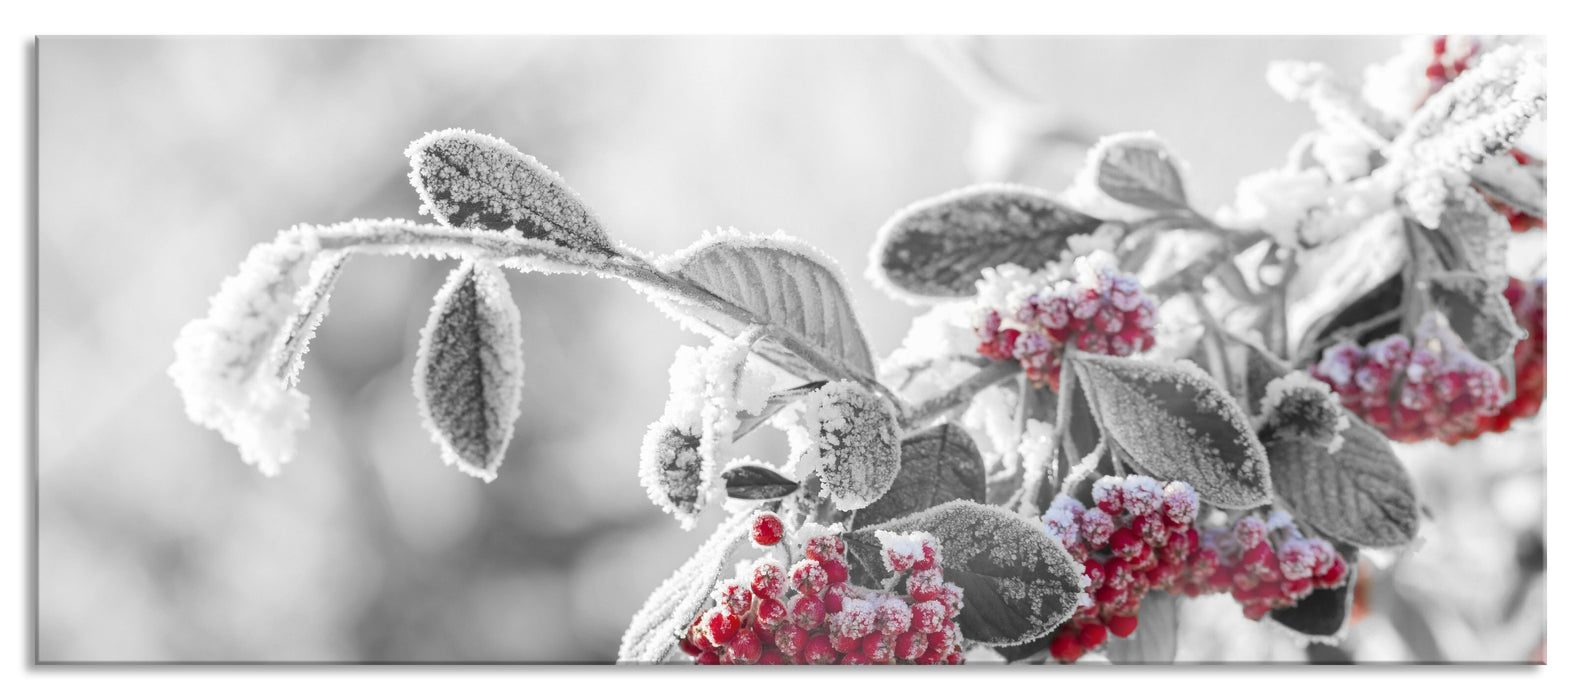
[1271, 544, 1359, 641]
[1392, 45, 1546, 172]
[1105, 590, 1178, 663]
[1427, 271, 1520, 363]
[851, 422, 986, 530]
[406, 129, 614, 257]
[721, 460, 800, 501]
[1418, 187, 1511, 287]
[802, 381, 901, 511]
[731, 380, 825, 442]
[1067, 351, 1273, 509]
[653, 229, 876, 382]
[867, 184, 1106, 303]
[413, 260, 524, 482]
[843, 500, 1084, 646]
[1265, 419, 1419, 548]
[1085, 132, 1190, 212]
[271, 251, 349, 386]
[617, 510, 753, 663]
[637, 421, 706, 528]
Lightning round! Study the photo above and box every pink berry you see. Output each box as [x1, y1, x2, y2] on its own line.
[775, 624, 808, 657]
[861, 633, 896, 664]
[909, 600, 947, 634]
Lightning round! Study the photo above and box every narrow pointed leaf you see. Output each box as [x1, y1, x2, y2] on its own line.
[852, 422, 986, 529]
[721, 462, 800, 500]
[1427, 271, 1521, 362]
[1265, 419, 1419, 548]
[1068, 351, 1273, 509]
[413, 260, 524, 482]
[868, 184, 1106, 302]
[272, 251, 350, 386]
[1089, 133, 1190, 211]
[844, 501, 1084, 646]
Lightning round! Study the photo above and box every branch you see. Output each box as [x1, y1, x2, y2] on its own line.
[900, 361, 1021, 432]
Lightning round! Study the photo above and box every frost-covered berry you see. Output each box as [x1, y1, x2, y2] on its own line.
[1080, 509, 1117, 549]
[861, 633, 896, 664]
[909, 599, 947, 634]
[788, 593, 826, 630]
[875, 530, 936, 573]
[1309, 331, 1504, 444]
[1119, 474, 1164, 515]
[1160, 481, 1199, 528]
[1443, 278, 1547, 443]
[774, 624, 808, 657]
[1091, 475, 1125, 515]
[822, 559, 850, 585]
[724, 630, 762, 664]
[701, 607, 740, 646]
[788, 559, 829, 597]
[805, 534, 846, 564]
[907, 566, 944, 602]
[750, 512, 784, 547]
[896, 629, 928, 661]
[695, 649, 721, 665]
[935, 583, 965, 617]
[874, 597, 912, 636]
[756, 597, 788, 629]
[750, 560, 788, 600]
[840, 650, 872, 664]
[803, 634, 837, 664]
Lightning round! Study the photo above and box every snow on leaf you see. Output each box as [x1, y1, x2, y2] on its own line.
[1270, 544, 1360, 642]
[802, 381, 902, 511]
[867, 184, 1106, 303]
[1427, 271, 1521, 363]
[1392, 44, 1547, 172]
[169, 226, 321, 475]
[638, 421, 706, 528]
[1105, 590, 1178, 664]
[1085, 132, 1191, 212]
[1266, 61, 1396, 147]
[617, 509, 754, 663]
[731, 380, 825, 442]
[843, 500, 1084, 646]
[412, 260, 524, 482]
[1265, 419, 1419, 548]
[1471, 154, 1546, 218]
[271, 251, 349, 386]
[1067, 351, 1273, 509]
[721, 459, 801, 501]
[406, 129, 614, 257]
[654, 229, 876, 381]
[851, 422, 986, 530]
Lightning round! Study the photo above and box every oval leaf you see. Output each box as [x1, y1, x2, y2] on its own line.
[1427, 271, 1520, 362]
[659, 230, 875, 381]
[721, 462, 800, 500]
[406, 129, 614, 256]
[617, 510, 753, 663]
[803, 381, 901, 511]
[1089, 133, 1190, 211]
[1105, 590, 1178, 664]
[844, 501, 1084, 646]
[1265, 419, 1419, 548]
[1271, 544, 1359, 640]
[852, 422, 986, 529]
[1067, 351, 1273, 509]
[413, 260, 524, 482]
[868, 183, 1106, 302]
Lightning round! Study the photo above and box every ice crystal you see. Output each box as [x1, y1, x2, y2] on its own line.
[802, 381, 902, 510]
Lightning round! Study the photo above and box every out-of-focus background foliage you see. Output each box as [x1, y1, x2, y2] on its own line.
[38, 36, 1543, 662]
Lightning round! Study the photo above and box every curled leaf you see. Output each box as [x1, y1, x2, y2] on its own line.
[852, 422, 986, 530]
[406, 128, 613, 256]
[802, 381, 902, 511]
[844, 501, 1084, 646]
[1068, 351, 1273, 509]
[867, 183, 1105, 302]
[1426, 271, 1520, 363]
[413, 260, 524, 482]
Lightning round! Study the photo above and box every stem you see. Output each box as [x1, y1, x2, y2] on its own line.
[900, 361, 1021, 432]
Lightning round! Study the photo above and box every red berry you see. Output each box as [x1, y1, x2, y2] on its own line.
[1049, 632, 1083, 664]
[701, 608, 740, 646]
[896, 629, 928, 661]
[678, 636, 702, 657]
[840, 651, 872, 664]
[788, 593, 825, 629]
[832, 634, 861, 654]
[907, 566, 944, 602]
[714, 581, 753, 615]
[756, 597, 788, 629]
[803, 634, 837, 664]
[695, 649, 721, 665]
[914, 539, 939, 571]
[861, 633, 896, 664]
[750, 512, 784, 546]
[724, 630, 763, 664]
[750, 561, 787, 600]
[822, 559, 850, 585]
[1108, 615, 1139, 638]
[909, 599, 947, 634]
[758, 648, 785, 665]
[822, 590, 844, 615]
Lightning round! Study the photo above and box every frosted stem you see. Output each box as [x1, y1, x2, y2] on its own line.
[900, 361, 1021, 432]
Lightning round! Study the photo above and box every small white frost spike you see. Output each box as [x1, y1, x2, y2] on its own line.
[801, 380, 902, 511]
[169, 226, 321, 475]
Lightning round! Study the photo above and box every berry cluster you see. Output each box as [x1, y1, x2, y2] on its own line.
[1308, 333, 1503, 444]
[975, 255, 1158, 391]
[1419, 35, 1546, 232]
[1187, 513, 1348, 621]
[679, 514, 966, 665]
[1443, 277, 1546, 443]
[1041, 475, 1201, 663]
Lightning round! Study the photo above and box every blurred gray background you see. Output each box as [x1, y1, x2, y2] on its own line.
[38, 36, 1542, 662]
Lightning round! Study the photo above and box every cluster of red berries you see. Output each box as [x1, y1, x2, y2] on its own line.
[1420, 35, 1546, 232]
[976, 256, 1158, 391]
[1041, 475, 1201, 663]
[679, 513, 967, 665]
[1442, 277, 1546, 443]
[1308, 333, 1503, 443]
[1186, 513, 1348, 621]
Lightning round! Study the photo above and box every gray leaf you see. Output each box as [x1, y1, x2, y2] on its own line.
[721, 461, 800, 500]
[1068, 351, 1273, 509]
[1427, 185, 1511, 286]
[852, 422, 986, 529]
[1266, 419, 1420, 548]
[1427, 271, 1521, 363]
[804, 381, 902, 511]
[406, 129, 614, 256]
[1105, 591, 1178, 664]
[662, 232, 876, 381]
[1091, 135, 1190, 211]
[413, 261, 524, 482]
[868, 183, 1106, 302]
[844, 501, 1084, 646]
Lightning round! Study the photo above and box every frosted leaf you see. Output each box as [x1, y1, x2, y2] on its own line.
[1265, 419, 1419, 548]
[1257, 373, 1351, 454]
[1294, 273, 1404, 365]
[653, 228, 876, 381]
[1392, 45, 1547, 172]
[851, 422, 986, 530]
[405, 129, 613, 256]
[1270, 543, 1360, 642]
[867, 183, 1105, 303]
[1424, 184, 1512, 286]
[1471, 153, 1546, 218]
[1286, 212, 1406, 351]
[412, 260, 524, 482]
[1067, 351, 1273, 509]
[1104, 591, 1178, 664]
[271, 251, 348, 386]
[843, 500, 1084, 645]
[1266, 61, 1395, 147]
[637, 421, 706, 528]
[1081, 132, 1191, 212]
[801, 381, 902, 511]
[731, 380, 823, 442]
[720, 458, 800, 501]
[1218, 167, 1332, 250]
[617, 509, 754, 663]
[169, 226, 321, 475]
[1426, 271, 1521, 363]
[304, 218, 615, 275]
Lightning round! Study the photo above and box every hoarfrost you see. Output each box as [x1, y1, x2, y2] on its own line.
[802, 381, 902, 510]
[617, 509, 754, 662]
